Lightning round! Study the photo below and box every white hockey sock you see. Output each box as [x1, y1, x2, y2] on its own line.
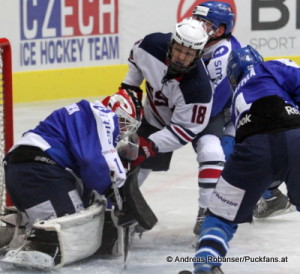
[198, 187, 214, 209]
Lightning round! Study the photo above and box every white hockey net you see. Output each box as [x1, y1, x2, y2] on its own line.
[0, 38, 14, 216]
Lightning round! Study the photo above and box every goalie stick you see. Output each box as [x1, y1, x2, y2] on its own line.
[119, 165, 158, 268]
[119, 166, 158, 229]
[123, 226, 130, 269]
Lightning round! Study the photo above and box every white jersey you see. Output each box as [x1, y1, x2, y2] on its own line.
[123, 32, 213, 153]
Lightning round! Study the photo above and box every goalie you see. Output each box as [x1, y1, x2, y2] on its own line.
[0, 89, 156, 269]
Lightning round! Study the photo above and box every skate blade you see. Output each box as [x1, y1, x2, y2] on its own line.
[254, 204, 297, 219]
[1, 249, 55, 270]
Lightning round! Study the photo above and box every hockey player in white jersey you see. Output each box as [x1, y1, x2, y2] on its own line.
[191, 1, 292, 235]
[119, 18, 213, 193]
[193, 45, 300, 274]
[0, 89, 143, 269]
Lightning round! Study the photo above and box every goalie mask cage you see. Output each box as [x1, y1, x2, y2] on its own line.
[0, 38, 14, 215]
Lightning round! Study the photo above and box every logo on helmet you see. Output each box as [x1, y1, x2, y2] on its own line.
[118, 98, 133, 115]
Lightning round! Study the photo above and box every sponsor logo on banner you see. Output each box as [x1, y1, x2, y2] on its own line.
[176, 0, 236, 22]
[249, 0, 299, 52]
[20, 0, 119, 67]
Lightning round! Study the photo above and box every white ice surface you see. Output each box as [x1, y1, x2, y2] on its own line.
[0, 98, 299, 274]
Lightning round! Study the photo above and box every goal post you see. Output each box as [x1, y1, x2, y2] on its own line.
[0, 37, 14, 215]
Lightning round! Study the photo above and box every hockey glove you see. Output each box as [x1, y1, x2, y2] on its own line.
[131, 137, 158, 167]
[120, 83, 143, 103]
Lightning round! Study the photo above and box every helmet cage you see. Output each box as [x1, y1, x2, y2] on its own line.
[113, 107, 141, 138]
[167, 41, 201, 74]
[167, 18, 208, 74]
[107, 90, 142, 138]
[192, 17, 218, 37]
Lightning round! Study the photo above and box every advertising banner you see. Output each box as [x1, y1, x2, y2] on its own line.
[0, 0, 299, 102]
[0, 0, 299, 72]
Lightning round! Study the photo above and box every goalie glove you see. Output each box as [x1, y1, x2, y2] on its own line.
[117, 134, 139, 161]
[131, 137, 158, 167]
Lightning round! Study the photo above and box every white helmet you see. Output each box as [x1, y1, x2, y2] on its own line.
[172, 17, 209, 51]
[163, 18, 209, 79]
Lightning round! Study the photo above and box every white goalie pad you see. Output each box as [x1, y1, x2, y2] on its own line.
[2, 250, 54, 270]
[2, 192, 107, 270]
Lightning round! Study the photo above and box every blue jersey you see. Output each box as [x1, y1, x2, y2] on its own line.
[11, 100, 126, 196]
[203, 35, 242, 117]
[232, 59, 300, 142]
[232, 59, 300, 124]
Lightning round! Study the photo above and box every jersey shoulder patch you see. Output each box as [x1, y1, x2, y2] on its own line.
[180, 62, 212, 104]
[212, 45, 229, 58]
[139, 32, 171, 63]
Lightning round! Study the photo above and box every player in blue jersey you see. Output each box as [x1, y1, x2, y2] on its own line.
[0, 89, 144, 268]
[119, 18, 213, 190]
[191, 1, 291, 235]
[190, 1, 242, 235]
[193, 45, 300, 274]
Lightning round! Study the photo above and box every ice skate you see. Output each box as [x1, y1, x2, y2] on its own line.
[193, 207, 207, 236]
[253, 189, 295, 218]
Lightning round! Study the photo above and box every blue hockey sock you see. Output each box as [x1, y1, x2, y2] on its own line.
[194, 215, 237, 272]
[221, 135, 234, 161]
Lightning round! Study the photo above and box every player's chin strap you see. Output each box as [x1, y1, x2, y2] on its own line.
[1, 191, 107, 270]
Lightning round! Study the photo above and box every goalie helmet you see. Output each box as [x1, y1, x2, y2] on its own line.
[166, 17, 209, 75]
[227, 45, 263, 90]
[192, 1, 235, 36]
[103, 89, 143, 138]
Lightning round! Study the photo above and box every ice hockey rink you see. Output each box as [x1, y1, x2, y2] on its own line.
[0, 98, 299, 274]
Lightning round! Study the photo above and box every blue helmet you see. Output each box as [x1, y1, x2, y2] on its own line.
[227, 45, 264, 90]
[192, 1, 235, 35]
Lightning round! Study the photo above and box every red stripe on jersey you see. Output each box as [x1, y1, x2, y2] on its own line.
[199, 168, 222, 179]
[172, 125, 193, 142]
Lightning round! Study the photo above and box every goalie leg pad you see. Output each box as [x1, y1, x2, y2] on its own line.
[2, 192, 107, 269]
